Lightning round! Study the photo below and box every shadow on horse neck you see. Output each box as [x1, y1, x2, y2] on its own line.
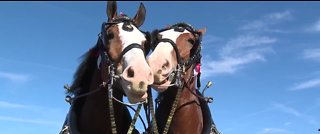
[67, 44, 135, 134]
[156, 67, 206, 134]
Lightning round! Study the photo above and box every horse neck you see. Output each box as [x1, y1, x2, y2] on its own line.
[77, 68, 132, 134]
[156, 65, 203, 133]
[160, 65, 199, 107]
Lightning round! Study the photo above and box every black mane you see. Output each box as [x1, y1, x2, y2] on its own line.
[68, 40, 100, 94]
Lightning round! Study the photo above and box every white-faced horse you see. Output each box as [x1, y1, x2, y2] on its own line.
[60, 1, 153, 134]
[148, 22, 220, 134]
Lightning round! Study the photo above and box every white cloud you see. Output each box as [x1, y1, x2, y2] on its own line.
[241, 10, 292, 32]
[0, 100, 44, 112]
[0, 116, 60, 126]
[0, 71, 30, 83]
[284, 122, 292, 126]
[303, 48, 320, 62]
[241, 20, 266, 31]
[272, 102, 319, 125]
[200, 11, 293, 77]
[202, 35, 276, 77]
[0, 101, 27, 109]
[0, 101, 66, 127]
[306, 19, 320, 32]
[265, 10, 292, 21]
[202, 34, 222, 44]
[291, 78, 320, 90]
[201, 12, 291, 77]
[272, 102, 303, 117]
[259, 128, 288, 134]
[0, 100, 56, 112]
[0, 57, 72, 73]
[220, 35, 276, 56]
[203, 54, 264, 75]
[315, 20, 320, 31]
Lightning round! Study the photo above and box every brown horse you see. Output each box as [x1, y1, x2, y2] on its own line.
[60, 1, 153, 134]
[148, 23, 220, 134]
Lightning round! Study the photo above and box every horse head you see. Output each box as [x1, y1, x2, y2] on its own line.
[148, 22, 206, 92]
[101, 1, 153, 103]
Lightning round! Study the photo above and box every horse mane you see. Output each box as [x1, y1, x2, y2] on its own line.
[68, 39, 101, 94]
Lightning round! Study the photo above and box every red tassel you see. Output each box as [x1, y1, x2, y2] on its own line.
[195, 63, 201, 74]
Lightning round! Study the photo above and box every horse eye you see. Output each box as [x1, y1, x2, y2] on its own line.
[188, 39, 195, 45]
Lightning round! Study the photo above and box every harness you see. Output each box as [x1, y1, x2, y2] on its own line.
[59, 16, 150, 134]
[152, 22, 220, 134]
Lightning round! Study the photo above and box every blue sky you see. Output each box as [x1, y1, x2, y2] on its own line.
[1, 1, 320, 134]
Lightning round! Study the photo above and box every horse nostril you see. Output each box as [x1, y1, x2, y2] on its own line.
[139, 81, 145, 89]
[162, 60, 170, 70]
[157, 69, 162, 75]
[127, 67, 135, 78]
[149, 72, 153, 78]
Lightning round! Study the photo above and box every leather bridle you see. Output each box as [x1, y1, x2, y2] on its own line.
[150, 22, 204, 134]
[150, 22, 203, 89]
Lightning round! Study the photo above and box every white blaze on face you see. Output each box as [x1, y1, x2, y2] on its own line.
[117, 22, 146, 66]
[116, 22, 153, 103]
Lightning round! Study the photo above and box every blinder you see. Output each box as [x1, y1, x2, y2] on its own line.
[122, 21, 134, 32]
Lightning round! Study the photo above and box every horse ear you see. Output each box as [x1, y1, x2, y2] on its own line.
[133, 3, 146, 28]
[107, 1, 117, 21]
[196, 28, 206, 35]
